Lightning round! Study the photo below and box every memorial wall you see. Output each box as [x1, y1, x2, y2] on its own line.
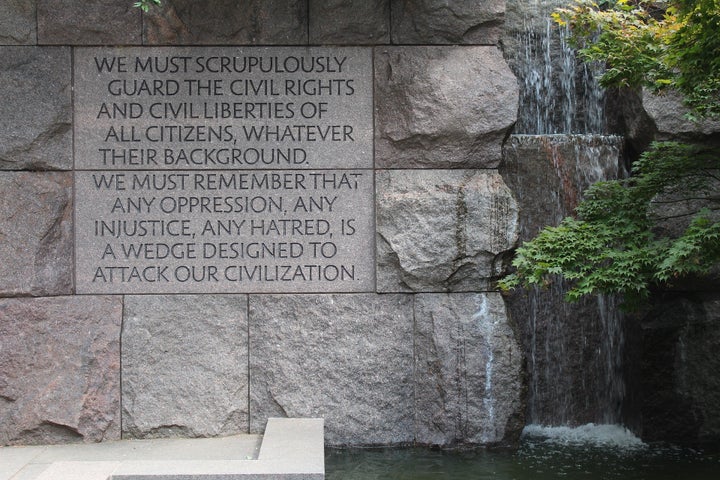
[0, 0, 524, 448]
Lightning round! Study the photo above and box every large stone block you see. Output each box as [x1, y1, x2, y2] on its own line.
[249, 294, 414, 445]
[37, 0, 141, 45]
[122, 295, 249, 438]
[144, 0, 308, 45]
[641, 89, 720, 142]
[0, 296, 122, 445]
[309, 0, 390, 44]
[0, 1, 36, 45]
[0, 172, 73, 296]
[414, 293, 524, 447]
[375, 46, 518, 168]
[376, 170, 518, 293]
[391, 0, 504, 45]
[0, 47, 71, 170]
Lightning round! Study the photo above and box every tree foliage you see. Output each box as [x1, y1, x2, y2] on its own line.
[499, 142, 720, 305]
[501, 0, 720, 306]
[553, 0, 720, 117]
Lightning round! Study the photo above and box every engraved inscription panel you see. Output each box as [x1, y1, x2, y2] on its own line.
[74, 47, 374, 294]
[74, 47, 372, 170]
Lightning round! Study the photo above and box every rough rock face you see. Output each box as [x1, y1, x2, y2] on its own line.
[414, 293, 525, 447]
[309, 0, 389, 44]
[144, 0, 307, 45]
[391, 0, 505, 45]
[641, 89, 720, 142]
[375, 46, 518, 168]
[249, 294, 415, 446]
[0, 1, 36, 44]
[122, 295, 249, 439]
[0, 47, 72, 171]
[626, 291, 720, 447]
[376, 170, 518, 293]
[0, 296, 122, 445]
[0, 172, 73, 296]
[37, 0, 141, 45]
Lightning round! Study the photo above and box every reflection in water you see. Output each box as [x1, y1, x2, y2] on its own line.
[326, 425, 720, 480]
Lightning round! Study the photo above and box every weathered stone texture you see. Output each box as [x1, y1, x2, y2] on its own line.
[249, 294, 414, 446]
[0, 296, 122, 445]
[309, 0, 389, 44]
[37, 0, 141, 45]
[642, 89, 720, 141]
[0, 47, 71, 170]
[414, 293, 525, 447]
[0, 172, 73, 296]
[376, 170, 518, 293]
[144, 0, 307, 45]
[0, 1, 36, 45]
[375, 46, 518, 168]
[122, 295, 249, 439]
[391, 0, 504, 45]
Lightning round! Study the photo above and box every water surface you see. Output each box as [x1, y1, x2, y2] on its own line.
[326, 425, 720, 479]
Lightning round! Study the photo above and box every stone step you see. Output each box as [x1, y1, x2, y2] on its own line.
[2, 418, 323, 480]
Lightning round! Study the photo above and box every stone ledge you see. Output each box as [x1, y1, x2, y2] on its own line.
[8, 418, 323, 480]
[113, 418, 324, 479]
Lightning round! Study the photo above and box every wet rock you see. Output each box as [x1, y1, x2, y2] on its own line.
[375, 46, 517, 168]
[376, 169, 518, 293]
[391, 0, 504, 45]
[37, 0, 141, 45]
[0, 1, 36, 44]
[0, 296, 122, 445]
[501, 134, 624, 238]
[249, 294, 414, 446]
[309, 0, 390, 44]
[0, 47, 72, 171]
[144, 0, 307, 45]
[414, 293, 525, 447]
[122, 295, 249, 439]
[0, 172, 73, 296]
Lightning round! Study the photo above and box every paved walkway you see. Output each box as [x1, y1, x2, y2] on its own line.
[0, 418, 324, 480]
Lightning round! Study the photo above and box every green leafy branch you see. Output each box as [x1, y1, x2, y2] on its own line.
[133, 0, 161, 12]
[499, 142, 720, 306]
[553, 0, 720, 117]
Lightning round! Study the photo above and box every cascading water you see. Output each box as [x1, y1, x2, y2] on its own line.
[502, 0, 629, 430]
[513, 17, 607, 135]
[502, 135, 626, 427]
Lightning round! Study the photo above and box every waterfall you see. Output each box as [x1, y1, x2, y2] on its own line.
[501, 0, 631, 428]
[501, 134, 627, 426]
[513, 18, 607, 135]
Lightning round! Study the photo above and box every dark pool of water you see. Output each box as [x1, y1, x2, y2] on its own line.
[325, 425, 720, 480]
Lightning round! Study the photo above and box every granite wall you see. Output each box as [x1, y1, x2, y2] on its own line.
[0, 0, 525, 447]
